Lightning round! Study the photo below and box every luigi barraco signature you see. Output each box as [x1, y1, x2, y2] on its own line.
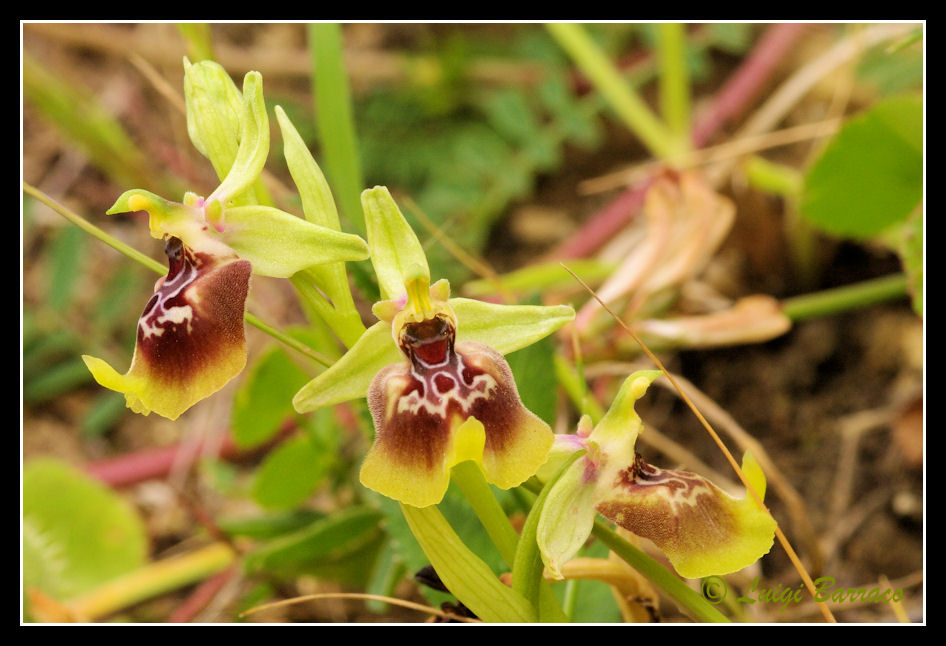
[701, 575, 905, 611]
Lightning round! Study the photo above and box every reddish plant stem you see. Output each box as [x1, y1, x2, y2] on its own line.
[554, 23, 809, 260]
[553, 177, 654, 260]
[690, 23, 810, 148]
[166, 565, 238, 623]
[84, 421, 296, 488]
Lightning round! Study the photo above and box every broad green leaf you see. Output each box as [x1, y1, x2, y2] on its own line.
[232, 347, 311, 449]
[250, 434, 330, 509]
[801, 95, 922, 238]
[23, 458, 148, 603]
[506, 334, 558, 425]
[243, 506, 383, 583]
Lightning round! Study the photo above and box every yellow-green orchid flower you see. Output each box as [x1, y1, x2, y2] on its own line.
[83, 67, 369, 420]
[294, 187, 575, 508]
[536, 370, 776, 580]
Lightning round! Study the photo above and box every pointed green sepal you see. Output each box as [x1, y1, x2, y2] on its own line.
[362, 186, 429, 301]
[274, 105, 341, 231]
[449, 298, 575, 355]
[293, 321, 401, 413]
[219, 205, 368, 278]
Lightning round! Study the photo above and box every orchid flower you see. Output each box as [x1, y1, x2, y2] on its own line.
[82, 64, 369, 420]
[294, 187, 575, 507]
[536, 370, 776, 580]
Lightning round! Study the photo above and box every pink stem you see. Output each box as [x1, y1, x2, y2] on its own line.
[166, 565, 237, 623]
[85, 421, 295, 488]
[691, 23, 811, 148]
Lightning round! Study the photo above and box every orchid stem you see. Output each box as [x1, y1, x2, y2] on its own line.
[23, 181, 333, 368]
[450, 462, 568, 622]
[591, 520, 730, 623]
[450, 461, 519, 565]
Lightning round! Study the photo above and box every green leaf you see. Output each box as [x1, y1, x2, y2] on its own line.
[80, 391, 127, 437]
[857, 40, 923, 97]
[23, 459, 148, 602]
[250, 434, 330, 509]
[232, 347, 311, 449]
[506, 334, 558, 425]
[217, 509, 325, 539]
[463, 259, 616, 298]
[243, 506, 383, 584]
[801, 95, 922, 238]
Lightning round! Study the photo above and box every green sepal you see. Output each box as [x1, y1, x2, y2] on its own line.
[535, 455, 600, 581]
[362, 186, 429, 301]
[274, 105, 341, 231]
[451, 298, 575, 355]
[292, 300, 575, 413]
[511, 450, 584, 619]
[275, 105, 365, 345]
[183, 58, 244, 181]
[220, 205, 369, 278]
[400, 503, 536, 623]
[293, 321, 400, 413]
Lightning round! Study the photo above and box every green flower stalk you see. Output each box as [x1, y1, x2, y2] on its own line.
[294, 187, 575, 507]
[536, 370, 776, 580]
[83, 65, 369, 420]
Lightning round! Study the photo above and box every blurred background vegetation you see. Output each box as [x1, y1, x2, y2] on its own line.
[22, 23, 923, 623]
